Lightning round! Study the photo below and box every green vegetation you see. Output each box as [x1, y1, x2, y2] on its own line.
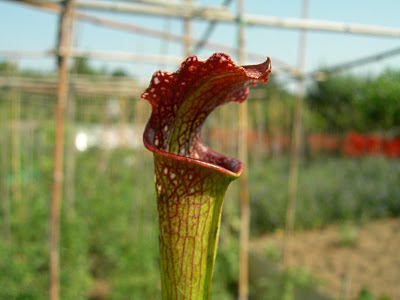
[1, 139, 399, 299]
[250, 251, 329, 300]
[250, 157, 400, 234]
[307, 70, 400, 132]
[354, 289, 391, 300]
[1, 61, 399, 299]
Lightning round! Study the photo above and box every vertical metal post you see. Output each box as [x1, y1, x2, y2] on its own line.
[237, 0, 249, 299]
[50, 0, 74, 299]
[282, 0, 309, 267]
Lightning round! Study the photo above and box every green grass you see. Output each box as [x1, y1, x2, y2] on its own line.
[1, 141, 399, 299]
[249, 156, 400, 235]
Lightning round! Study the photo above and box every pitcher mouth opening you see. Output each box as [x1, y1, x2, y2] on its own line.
[142, 53, 271, 177]
[144, 125, 244, 177]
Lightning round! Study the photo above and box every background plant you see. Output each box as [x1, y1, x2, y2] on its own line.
[1, 61, 399, 299]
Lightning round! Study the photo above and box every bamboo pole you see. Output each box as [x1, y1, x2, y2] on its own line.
[75, 0, 229, 19]
[10, 0, 400, 77]
[68, 48, 185, 65]
[158, 18, 171, 69]
[282, 0, 309, 268]
[11, 91, 22, 210]
[1, 101, 11, 241]
[237, 1, 249, 299]
[118, 96, 129, 147]
[49, 0, 75, 299]
[64, 87, 76, 220]
[72, 0, 400, 38]
[309, 45, 400, 78]
[7, 0, 296, 74]
[183, 0, 192, 57]
[192, 0, 233, 54]
[254, 98, 265, 160]
[0, 74, 144, 95]
[16, 0, 400, 39]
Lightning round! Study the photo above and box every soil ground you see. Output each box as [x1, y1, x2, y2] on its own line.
[250, 218, 400, 300]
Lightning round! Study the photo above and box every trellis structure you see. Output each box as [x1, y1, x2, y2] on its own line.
[2, 1, 400, 300]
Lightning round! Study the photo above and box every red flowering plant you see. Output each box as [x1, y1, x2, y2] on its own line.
[142, 52, 271, 299]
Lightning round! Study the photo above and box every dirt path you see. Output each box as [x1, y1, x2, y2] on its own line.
[250, 218, 400, 300]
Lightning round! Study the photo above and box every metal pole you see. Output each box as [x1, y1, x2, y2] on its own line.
[282, 0, 309, 268]
[237, 0, 249, 299]
[49, 0, 74, 299]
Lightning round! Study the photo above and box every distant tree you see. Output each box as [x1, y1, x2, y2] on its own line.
[306, 70, 400, 133]
[306, 73, 367, 132]
[71, 57, 97, 75]
[111, 68, 128, 77]
[0, 61, 18, 73]
[70, 57, 130, 78]
[363, 69, 400, 131]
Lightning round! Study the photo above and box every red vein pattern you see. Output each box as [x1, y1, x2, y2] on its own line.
[142, 53, 271, 299]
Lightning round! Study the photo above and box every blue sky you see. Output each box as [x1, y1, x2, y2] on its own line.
[1, 0, 400, 84]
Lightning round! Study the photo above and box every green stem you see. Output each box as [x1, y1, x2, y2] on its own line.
[154, 153, 238, 300]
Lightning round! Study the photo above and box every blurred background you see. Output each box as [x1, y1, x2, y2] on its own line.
[0, 1, 399, 299]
